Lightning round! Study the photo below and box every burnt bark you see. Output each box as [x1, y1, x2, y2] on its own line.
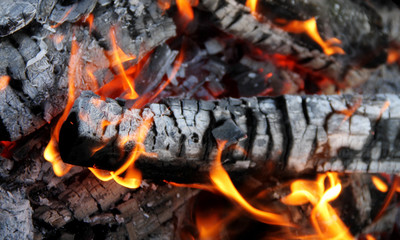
[198, 0, 387, 87]
[0, 0, 176, 141]
[59, 91, 400, 182]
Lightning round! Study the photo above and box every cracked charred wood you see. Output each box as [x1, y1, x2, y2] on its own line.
[59, 91, 400, 183]
[0, 1, 176, 141]
[0, 0, 37, 37]
[198, 0, 387, 88]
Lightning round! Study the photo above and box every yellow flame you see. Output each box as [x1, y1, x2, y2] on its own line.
[371, 176, 388, 193]
[210, 140, 294, 227]
[282, 173, 353, 240]
[280, 17, 345, 56]
[246, 0, 258, 14]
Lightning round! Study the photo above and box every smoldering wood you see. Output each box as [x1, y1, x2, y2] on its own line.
[0, 0, 176, 141]
[198, 0, 384, 88]
[0, 0, 37, 37]
[59, 91, 400, 183]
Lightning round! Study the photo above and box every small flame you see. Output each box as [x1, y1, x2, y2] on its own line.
[279, 17, 345, 56]
[84, 14, 95, 33]
[176, 0, 198, 26]
[282, 173, 353, 239]
[0, 75, 10, 91]
[44, 37, 83, 176]
[109, 27, 138, 100]
[366, 234, 376, 240]
[157, 0, 171, 11]
[371, 176, 388, 193]
[338, 97, 362, 123]
[246, 0, 258, 14]
[50, 6, 75, 28]
[210, 140, 293, 226]
[89, 117, 153, 189]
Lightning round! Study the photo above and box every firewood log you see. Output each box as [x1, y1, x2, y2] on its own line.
[0, 0, 176, 141]
[198, 0, 388, 88]
[59, 91, 399, 183]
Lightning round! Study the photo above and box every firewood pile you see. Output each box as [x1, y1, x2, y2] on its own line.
[1, 0, 400, 239]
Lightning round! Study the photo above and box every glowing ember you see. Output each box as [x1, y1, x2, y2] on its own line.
[210, 140, 293, 226]
[279, 17, 345, 56]
[246, 0, 258, 14]
[0, 141, 16, 158]
[387, 48, 400, 64]
[282, 172, 353, 239]
[371, 176, 388, 193]
[0, 75, 10, 91]
[44, 37, 82, 176]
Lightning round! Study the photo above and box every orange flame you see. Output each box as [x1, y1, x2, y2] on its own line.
[371, 176, 388, 193]
[84, 14, 95, 33]
[282, 173, 353, 239]
[176, 0, 198, 25]
[246, 0, 258, 14]
[338, 97, 362, 123]
[157, 0, 171, 11]
[0, 75, 10, 91]
[210, 140, 293, 226]
[108, 27, 138, 100]
[50, 6, 75, 28]
[44, 38, 82, 176]
[280, 17, 345, 56]
[89, 117, 153, 189]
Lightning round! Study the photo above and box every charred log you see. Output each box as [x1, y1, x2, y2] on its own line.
[198, 0, 387, 87]
[59, 91, 400, 183]
[0, 0, 176, 141]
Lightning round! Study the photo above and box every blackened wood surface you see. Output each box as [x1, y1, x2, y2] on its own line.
[199, 0, 385, 88]
[0, 0, 176, 141]
[60, 92, 400, 182]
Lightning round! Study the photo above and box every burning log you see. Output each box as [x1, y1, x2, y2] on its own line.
[59, 91, 398, 183]
[0, 0, 176, 141]
[198, 0, 388, 87]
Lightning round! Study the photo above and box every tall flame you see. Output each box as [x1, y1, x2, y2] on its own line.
[44, 37, 82, 176]
[210, 140, 293, 226]
[282, 172, 353, 239]
[280, 17, 345, 56]
[109, 27, 138, 100]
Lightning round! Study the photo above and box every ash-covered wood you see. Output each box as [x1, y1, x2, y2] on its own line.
[198, 0, 386, 88]
[0, 0, 37, 37]
[59, 92, 400, 182]
[0, 187, 34, 239]
[0, 0, 176, 141]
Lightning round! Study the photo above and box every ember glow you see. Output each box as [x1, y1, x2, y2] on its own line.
[176, 0, 198, 25]
[0, 75, 10, 91]
[279, 17, 345, 56]
[282, 172, 353, 239]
